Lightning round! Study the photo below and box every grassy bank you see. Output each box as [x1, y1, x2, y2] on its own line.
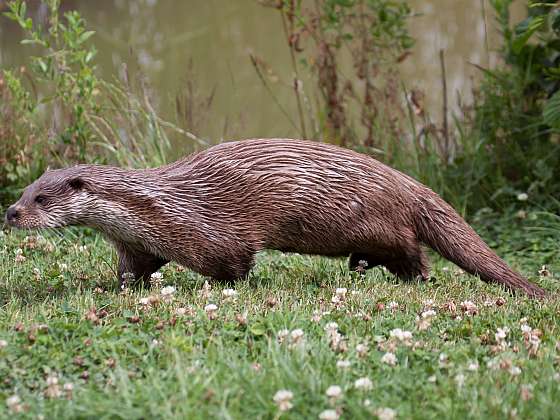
[0, 217, 559, 419]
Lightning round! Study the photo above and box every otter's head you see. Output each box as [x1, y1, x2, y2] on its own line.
[5, 167, 92, 230]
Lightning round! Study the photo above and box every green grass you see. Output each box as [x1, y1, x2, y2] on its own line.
[0, 218, 559, 419]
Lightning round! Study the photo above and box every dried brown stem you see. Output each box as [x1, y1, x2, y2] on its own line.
[439, 49, 449, 163]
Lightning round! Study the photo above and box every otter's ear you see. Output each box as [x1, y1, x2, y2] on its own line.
[68, 177, 85, 191]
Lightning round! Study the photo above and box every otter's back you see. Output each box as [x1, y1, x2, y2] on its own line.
[170, 139, 418, 254]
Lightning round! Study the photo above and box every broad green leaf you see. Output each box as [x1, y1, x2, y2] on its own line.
[543, 90, 560, 129]
[78, 30, 95, 44]
[512, 16, 545, 54]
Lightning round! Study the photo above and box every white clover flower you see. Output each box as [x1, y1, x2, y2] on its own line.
[467, 361, 479, 372]
[354, 377, 373, 390]
[236, 312, 248, 325]
[356, 343, 369, 357]
[205, 303, 218, 312]
[311, 310, 323, 323]
[150, 272, 163, 281]
[5, 395, 20, 407]
[331, 295, 342, 305]
[375, 407, 396, 420]
[139, 297, 150, 306]
[324, 322, 339, 332]
[325, 385, 342, 399]
[175, 307, 188, 316]
[495, 327, 509, 342]
[222, 288, 237, 298]
[487, 358, 500, 370]
[46, 376, 58, 386]
[387, 301, 399, 310]
[510, 366, 522, 376]
[319, 409, 340, 420]
[5, 394, 23, 413]
[520, 324, 532, 334]
[517, 193, 528, 201]
[438, 353, 449, 368]
[381, 352, 397, 366]
[45, 375, 62, 398]
[63, 382, 74, 399]
[204, 304, 218, 320]
[460, 300, 478, 316]
[389, 328, 412, 341]
[335, 288, 347, 298]
[277, 329, 290, 344]
[423, 299, 434, 308]
[389, 328, 402, 338]
[516, 210, 527, 219]
[327, 330, 345, 352]
[161, 286, 175, 296]
[421, 309, 436, 318]
[273, 389, 294, 411]
[336, 360, 351, 369]
[290, 329, 304, 344]
[0, 339, 7, 349]
[160, 286, 175, 303]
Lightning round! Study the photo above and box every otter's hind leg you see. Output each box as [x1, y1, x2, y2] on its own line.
[116, 243, 169, 288]
[350, 244, 430, 282]
[384, 247, 430, 282]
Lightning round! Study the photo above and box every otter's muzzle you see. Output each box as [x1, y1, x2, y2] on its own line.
[5, 206, 19, 225]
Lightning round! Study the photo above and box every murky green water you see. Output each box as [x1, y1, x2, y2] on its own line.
[0, 0, 525, 146]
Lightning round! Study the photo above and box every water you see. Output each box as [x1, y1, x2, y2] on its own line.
[0, 0, 525, 146]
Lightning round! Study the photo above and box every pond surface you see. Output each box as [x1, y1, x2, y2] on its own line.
[0, 0, 525, 146]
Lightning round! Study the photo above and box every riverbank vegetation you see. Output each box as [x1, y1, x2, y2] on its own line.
[1, 1, 560, 217]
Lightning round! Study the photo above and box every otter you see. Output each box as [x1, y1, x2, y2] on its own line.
[5, 138, 546, 298]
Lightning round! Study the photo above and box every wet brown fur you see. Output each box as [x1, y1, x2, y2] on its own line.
[5, 138, 546, 298]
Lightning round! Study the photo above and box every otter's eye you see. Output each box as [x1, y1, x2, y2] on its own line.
[35, 195, 47, 205]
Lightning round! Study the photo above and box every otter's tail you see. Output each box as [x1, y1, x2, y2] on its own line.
[414, 192, 546, 298]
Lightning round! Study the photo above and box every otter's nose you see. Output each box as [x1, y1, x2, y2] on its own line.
[5, 206, 19, 222]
